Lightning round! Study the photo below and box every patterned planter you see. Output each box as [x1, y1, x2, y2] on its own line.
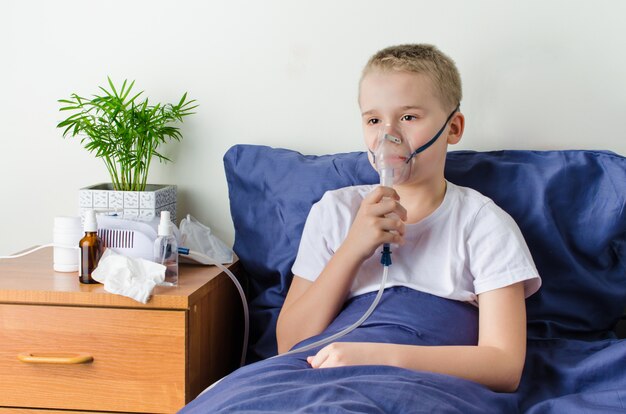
[79, 183, 177, 222]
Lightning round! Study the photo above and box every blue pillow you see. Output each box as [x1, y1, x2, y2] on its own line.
[224, 145, 626, 361]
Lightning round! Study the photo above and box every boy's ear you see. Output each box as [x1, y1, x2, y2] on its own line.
[447, 112, 465, 145]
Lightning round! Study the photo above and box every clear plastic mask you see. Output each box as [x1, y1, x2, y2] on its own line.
[369, 125, 413, 187]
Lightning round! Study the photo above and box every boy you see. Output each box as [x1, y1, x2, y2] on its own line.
[276, 44, 541, 392]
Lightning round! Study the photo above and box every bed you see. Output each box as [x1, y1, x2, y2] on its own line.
[180, 145, 626, 413]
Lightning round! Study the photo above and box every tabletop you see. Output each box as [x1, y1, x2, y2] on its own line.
[0, 247, 239, 310]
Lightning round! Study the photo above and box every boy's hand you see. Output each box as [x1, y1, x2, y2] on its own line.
[342, 186, 407, 262]
[307, 342, 386, 368]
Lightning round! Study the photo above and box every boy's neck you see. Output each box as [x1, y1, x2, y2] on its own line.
[394, 178, 447, 224]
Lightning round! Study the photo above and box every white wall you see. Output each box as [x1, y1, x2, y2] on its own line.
[1, 0, 625, 256]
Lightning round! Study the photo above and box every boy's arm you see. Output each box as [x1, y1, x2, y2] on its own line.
[307, 282, 527, 393]
[276, 186, 407, 354]
[276, 247, 362, 354]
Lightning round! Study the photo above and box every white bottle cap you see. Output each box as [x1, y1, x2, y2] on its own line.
[55, 216, 83, 232]
[158, 211, 172, 236]
[84, 210, 98, 232]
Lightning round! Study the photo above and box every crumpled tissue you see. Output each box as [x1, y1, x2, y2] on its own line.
[92, 249, 166, 304]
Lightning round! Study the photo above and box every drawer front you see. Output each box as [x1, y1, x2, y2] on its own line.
[0, 304, 186, 413]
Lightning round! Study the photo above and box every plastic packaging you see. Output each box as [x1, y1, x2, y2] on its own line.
[154, 211, 178, 286]
[79, 210, 103, 284]
[179, 214, 234, 265]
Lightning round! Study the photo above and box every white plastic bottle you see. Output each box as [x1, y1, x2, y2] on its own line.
[154, 211, 178, 286]
[53, 216, 83, 272]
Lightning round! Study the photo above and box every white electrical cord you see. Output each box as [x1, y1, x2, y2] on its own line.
[0, 243, 74, 259]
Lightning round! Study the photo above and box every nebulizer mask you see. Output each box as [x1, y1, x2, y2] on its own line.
[369, 125, 413, 270]
[370, 126, 413, 188]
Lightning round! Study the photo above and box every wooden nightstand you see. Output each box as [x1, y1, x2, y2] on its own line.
[0, 247, 245, 413]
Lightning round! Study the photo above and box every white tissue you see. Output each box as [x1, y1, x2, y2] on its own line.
[92, 249, 166, 304]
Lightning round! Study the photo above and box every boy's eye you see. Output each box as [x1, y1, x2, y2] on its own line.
[401, 115, 417, 121]
[367, 118, 380, 125]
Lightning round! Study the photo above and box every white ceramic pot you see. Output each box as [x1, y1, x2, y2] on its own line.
[78, 183, 177, 222]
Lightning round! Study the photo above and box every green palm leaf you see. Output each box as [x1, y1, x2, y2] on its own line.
[57, 77, 195, 191]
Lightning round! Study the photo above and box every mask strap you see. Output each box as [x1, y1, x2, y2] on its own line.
[369, 148, 376, 164]
[405, 105, 459, 164]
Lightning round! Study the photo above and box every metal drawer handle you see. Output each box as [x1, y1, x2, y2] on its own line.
[18, 352, 94, 365]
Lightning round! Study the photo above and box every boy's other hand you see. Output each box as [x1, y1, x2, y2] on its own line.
[307, 342, 385, 368]
[342, 186, 407, 262]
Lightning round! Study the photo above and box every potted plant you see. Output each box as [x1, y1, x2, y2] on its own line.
[57, 77, 196, 221]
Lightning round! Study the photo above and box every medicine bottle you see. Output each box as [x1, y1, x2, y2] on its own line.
[79, 210, 102, 284]
[154, 211, 178, 286]
[53, 216, 83, 272]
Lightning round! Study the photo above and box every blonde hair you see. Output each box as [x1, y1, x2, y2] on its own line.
[361, 44, 462, 111]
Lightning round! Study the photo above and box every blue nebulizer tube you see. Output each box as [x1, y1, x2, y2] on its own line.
[279, 130, 410, 358]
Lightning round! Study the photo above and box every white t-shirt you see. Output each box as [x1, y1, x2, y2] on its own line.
[292, 182, 541, 305]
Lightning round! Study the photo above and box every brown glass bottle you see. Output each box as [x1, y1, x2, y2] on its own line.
[79, 210, 102, 284]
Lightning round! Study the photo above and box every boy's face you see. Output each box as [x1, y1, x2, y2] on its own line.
[359, 69, 462, 186]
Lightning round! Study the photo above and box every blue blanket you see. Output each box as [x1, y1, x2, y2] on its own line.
[519, 337, 626, 413]
[180, 287, 626, 413]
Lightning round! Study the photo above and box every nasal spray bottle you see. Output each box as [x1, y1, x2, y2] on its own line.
[154, 211, 178, 286]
